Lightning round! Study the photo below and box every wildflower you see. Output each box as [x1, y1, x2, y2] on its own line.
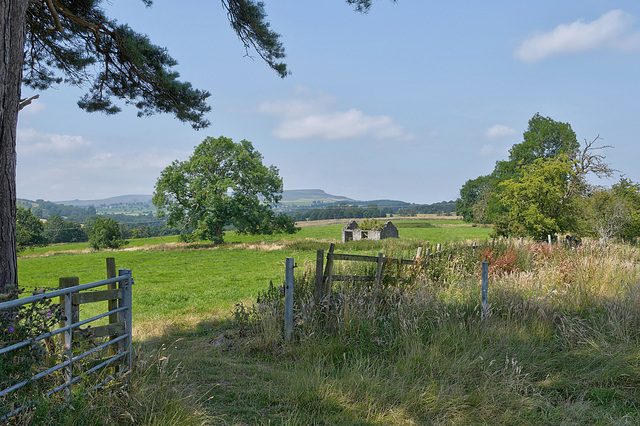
[8, 327, 14, 333]
[46, 312, 52, 317]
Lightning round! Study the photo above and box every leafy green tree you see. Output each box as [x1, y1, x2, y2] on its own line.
[610, 178, 640, 240]
[495, 113, 578, 178]
[456, 175, 492, 223]
[153, 136, 297, 243]
[456, 114, 612, 227]
[16, 207, 48, 252]
[494, 156, 580, 239]
[457, 114, 578, 223]
[43, 214, 87, 243]
[583, 188, 631, 242]
[88, 217, 128, 250]
[132, 225, 151, 239]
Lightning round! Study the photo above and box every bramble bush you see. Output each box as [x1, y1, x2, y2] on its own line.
[1, 286, 63, 417]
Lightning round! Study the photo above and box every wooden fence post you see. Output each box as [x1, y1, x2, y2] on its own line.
[481, 262, 489, 323]
[59, 276, 78, 400]
[323, 243, 335, 297]
[314, 250, 324, 305]
[375, 253, 384, 289]
[284, 258, 294, 342]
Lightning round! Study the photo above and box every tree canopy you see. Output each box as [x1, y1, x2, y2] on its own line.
[456, 113, 622, 240]
[16, 207, 48, 252]
[87, 216, 128, 250]
[153, 136, 297, 243]
[457, 113, 578, 224]
[494, 156, 579, 239]
[21, 0, 295, 129]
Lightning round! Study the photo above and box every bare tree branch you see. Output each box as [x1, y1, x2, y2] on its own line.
[18, 94, 40, 111]
[575, 135, 617, 179]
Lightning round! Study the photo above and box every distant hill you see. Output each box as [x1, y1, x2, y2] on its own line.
[46, 190, 351, 207]
[22, 189, 419, 211]
[19, 190, 455, 221]
[17, 199, 39, 209]
[280, 189, 353, 204]
[55, 194, 153, 206]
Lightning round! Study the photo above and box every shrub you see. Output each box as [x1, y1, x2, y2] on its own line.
[359, 218, 384, 231]
[87, 217, 128, 250]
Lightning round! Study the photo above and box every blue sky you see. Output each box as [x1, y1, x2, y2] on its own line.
[16, 1, 640, 204]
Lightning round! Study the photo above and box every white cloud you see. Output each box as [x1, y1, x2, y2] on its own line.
[485, 124, 517, 140]
[258, 88, 413, 141]
[17, 129, 91, 156]
[16, 128, 189, 200]
[257, 88, 335, 120]
[515, 9, 640, 62]
[272, 108, 410, 140]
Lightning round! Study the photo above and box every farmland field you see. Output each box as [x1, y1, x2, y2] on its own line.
[18, 219, 491, 335]
[16, 221, 640, 424]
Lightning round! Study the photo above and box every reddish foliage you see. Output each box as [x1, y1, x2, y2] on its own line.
[481, 247, 520, 277]
[525, 242, 552, 258]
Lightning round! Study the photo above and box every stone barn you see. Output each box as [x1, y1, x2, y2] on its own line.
[342, 221, 399, 242]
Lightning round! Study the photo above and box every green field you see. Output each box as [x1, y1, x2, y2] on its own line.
[15, 221, 640, 424]
[18, 219, 491, 335]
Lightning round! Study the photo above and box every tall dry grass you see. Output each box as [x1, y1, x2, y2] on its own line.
[234, 239, 640, 423]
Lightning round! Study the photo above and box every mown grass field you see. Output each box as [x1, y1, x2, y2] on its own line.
[12, 219, 640, 424]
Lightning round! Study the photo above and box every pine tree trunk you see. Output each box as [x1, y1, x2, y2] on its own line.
[0, 0, 28, 294]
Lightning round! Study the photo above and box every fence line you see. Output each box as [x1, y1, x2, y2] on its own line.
[280, 238, 608, 341]
[283, 246, 495, 342]
[0, 258, 133, 421]
[313, 243, 424, 305]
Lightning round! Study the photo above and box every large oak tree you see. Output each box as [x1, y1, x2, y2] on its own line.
[0, 0, 390, 293]
[153, 136, 297, 243]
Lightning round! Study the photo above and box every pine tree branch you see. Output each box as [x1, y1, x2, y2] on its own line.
[19, 94, 40, 111]
[44, 0, 62, 31]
